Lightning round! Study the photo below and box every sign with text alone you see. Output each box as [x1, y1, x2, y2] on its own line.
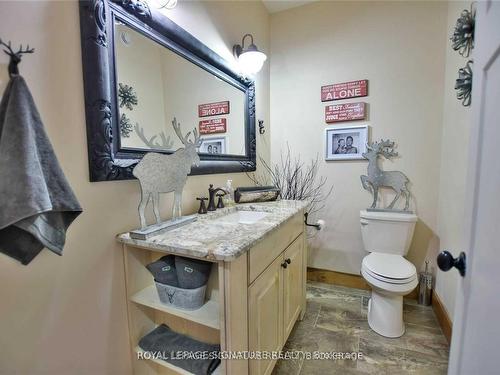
[325, 102, 366, 123]
[321, 80, 368, 102]
[199, 118, 227, 134]
[198, 101, 230, 117]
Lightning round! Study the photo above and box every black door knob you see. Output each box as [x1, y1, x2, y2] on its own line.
[281, 261, 288, 269]
[437, 251, 466, 277]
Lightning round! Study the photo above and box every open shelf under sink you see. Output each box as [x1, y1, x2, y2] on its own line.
[130, 285, 220, 330]
[134, 346, 222, 375]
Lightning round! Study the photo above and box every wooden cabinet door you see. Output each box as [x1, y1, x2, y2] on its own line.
[248, 256, 283, 375]
[282, 235, 304, 342]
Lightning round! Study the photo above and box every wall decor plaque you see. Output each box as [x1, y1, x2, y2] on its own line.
[199, 118, 227, 134]
[321, 80, 368, 102]
[325, 102, 366, 123]
[198, 101, 230, 117]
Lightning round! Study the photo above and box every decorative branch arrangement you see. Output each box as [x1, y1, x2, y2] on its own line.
[247, 145, 333, 215]
[455, 60, 473, 107]
[0, 38, 35, 77]
[450, 5, 475, 58]
[134, 123, 174, 150]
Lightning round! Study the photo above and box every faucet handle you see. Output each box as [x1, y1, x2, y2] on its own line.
[216, 193, 225, 209]
[196, 197, 208, 214]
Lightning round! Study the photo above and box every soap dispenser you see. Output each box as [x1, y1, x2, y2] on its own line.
[225, 179, 235, 207]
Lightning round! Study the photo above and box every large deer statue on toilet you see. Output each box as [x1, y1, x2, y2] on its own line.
[360, 139, 411, 211]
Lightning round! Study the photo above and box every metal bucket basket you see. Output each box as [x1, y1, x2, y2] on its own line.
[155, 282, 207, 310]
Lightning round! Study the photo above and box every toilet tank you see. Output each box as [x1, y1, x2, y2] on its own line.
[360, 210, 417, 255]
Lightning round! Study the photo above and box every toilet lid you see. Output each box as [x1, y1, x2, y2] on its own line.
[362, 253, 416, 280]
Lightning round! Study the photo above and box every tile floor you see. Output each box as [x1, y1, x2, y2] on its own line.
[273, 282, 449, 375]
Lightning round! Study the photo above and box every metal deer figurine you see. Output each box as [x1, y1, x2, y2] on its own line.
[133, 118, 202, 228]
[360, 139, 411, 211]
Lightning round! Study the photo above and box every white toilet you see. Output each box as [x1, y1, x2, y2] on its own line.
[360, 209, 418, 338]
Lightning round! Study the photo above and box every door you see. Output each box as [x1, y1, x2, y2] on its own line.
[283, 235, 304, 342]
[446, 3, 500, 374]
[248, 255, 283, 375]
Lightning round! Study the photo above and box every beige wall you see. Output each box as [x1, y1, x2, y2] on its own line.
[270, 1, 447, 275]
[434, 1, 472, 320]
[0, 1, 269, 373]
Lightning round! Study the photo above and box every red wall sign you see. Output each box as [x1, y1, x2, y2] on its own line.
[199, 118, 227, 134]
[321, 80, 368, 102]
[198, 101, 230, 117]
[325, 102, 366, 123]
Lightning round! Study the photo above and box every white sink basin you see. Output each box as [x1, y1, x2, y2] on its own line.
[215, 210, 269, 225]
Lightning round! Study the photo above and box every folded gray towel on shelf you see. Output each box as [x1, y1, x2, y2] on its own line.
[146, 255, 178, 286]
[0, 75, 82, 265]
[175, 256, 212, 289]
[139, 324, 220, 375]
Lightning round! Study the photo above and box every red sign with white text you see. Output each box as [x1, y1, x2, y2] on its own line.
[321, 80, 368, 102]
[325, 102, 366, 123]
[198, 101, 230, 117]
[199, 118, 227, 134]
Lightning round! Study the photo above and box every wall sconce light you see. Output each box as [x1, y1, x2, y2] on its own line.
[233, 34, 267, 76]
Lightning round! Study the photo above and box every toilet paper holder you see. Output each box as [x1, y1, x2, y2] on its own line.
[304, 212, 324, 230]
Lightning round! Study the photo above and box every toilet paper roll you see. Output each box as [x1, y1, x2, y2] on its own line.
[317, 219, 326, 230]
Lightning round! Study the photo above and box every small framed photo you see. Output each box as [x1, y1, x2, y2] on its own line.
[325, 125, 369, 161]
[199, 136, 227, 154]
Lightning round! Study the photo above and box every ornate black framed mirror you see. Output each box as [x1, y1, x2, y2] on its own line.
[79, 0, 256, 182]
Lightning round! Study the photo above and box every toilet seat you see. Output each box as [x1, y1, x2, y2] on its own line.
[361, 267, 418, 295]
[362, 252, 416, 284]
[361, 252, 417, 295]
[363, 267, 416, 284]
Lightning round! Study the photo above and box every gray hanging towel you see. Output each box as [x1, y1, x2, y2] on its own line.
[0, 75, 82, 265]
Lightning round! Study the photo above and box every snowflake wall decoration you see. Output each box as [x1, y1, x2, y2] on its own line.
[450, 5, 475, 58]
[118, 83, 138, 110]
[120, 113, 134, 138]
[455, 60, 473, 107]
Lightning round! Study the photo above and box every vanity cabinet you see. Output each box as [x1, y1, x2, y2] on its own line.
[118, 206, 307, 375]
[282, 237, 305, 342]
[249, 255, 283, 375]
[249, 235, 304, 375]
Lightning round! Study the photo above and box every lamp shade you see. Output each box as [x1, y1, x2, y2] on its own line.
[238, 50, 267, 75]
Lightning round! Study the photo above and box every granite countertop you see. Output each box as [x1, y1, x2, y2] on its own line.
[117, 200, 309, 261]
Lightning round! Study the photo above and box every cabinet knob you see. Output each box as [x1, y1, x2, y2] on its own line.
[281, 261, 288, 269]
[285, 258, 291, 264]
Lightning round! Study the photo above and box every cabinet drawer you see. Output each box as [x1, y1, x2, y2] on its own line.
[249, 212, 303, 284]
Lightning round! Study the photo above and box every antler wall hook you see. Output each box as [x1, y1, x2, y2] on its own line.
[0, 38, 35, 77]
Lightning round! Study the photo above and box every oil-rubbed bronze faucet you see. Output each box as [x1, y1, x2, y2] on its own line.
[208, 184, 227, 211]
[196, 197, 208, 214]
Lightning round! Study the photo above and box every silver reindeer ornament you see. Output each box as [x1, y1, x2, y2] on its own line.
[133, 118, 202, 228]
[360, 139, 411, 211]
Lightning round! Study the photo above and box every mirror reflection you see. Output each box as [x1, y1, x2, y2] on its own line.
[114, 21, 246, 156]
